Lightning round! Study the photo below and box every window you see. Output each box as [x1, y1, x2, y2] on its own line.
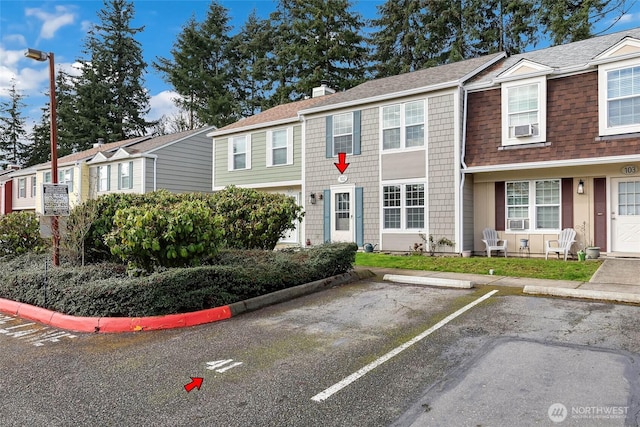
[18, 178, 26, 198]
[501, 77, 546, 145]
[58, 168, 73, 192]
[382, 100, 425, 150]
[333, 112, 353, 155]
[229, 135, 251, 170]
[118, 161, 133, 190]
[43, 171, 51, 183]
[506, 180, 560, 231]
[267, 128, 293, 167]
[599, 58, 640, 136]
[31, 177, 36, 197]
[382, 183, 425, 230]
[97, 165, 110, 192]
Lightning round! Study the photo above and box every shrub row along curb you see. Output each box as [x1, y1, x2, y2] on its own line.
[0, 271, 370, 333]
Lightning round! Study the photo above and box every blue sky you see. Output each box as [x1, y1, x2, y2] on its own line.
[1, 0, 639, 133]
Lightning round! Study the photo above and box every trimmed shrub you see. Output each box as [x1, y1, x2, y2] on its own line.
[0, 211, 48, 256]
[0, 243, 358, 317]
[211, 186, 304, 250]
[105, 198, 224, 270]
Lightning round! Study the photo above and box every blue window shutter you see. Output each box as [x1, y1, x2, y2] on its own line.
[129, 161, 134, 189]
[353, 110, 361, 155]
[107, 165, 111, 190]
[323, 189, 331, 242]
[355, 187, 364, 247]
[117, 163, 122, 190]
[326, 116, 333, 158]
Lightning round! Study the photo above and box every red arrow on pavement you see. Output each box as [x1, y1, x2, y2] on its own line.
[184, 377, 203, 392]
[334, 152, 350, 174]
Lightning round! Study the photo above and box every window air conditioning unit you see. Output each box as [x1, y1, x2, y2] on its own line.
[514, 124, 533, 137]
[508, 219, 528, 230]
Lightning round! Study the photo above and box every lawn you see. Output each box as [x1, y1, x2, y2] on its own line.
[355, 253, 603, 282]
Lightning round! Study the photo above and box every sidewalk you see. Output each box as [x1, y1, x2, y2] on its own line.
[357, 258, 640, 304]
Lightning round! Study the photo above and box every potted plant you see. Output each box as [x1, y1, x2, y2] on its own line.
[577, 249, 586, 261]
[585, 244, 600, 259]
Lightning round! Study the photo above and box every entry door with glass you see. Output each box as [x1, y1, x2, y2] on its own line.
[331, 187, 354, 242]
[611, 178, 640, 253]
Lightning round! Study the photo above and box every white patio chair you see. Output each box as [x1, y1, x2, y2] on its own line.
[545, 228, 577, 261]
[482, 228, 507, 258]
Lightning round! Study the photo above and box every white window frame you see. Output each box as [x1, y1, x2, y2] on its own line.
[58, 168, 73, 192]
[332, 112, 354, 156]
[228, 135, 251, 171]
[43, 171, 51, 183]
[598, 57, 640, 136]
[501, 76, 547, 146]
[266, 128, 294, 167]
[381, 99, 425, 151]
[505, 179, 561, 233]
[30, 176, 36, 198]
[97, 165, 110, 192]
[18, 178, 26, 198]
[118, 161, 133, 190]
[381, 181, 426, 231]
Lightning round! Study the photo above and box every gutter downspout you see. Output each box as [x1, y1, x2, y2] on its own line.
[299, 112, 306, 248]
[460, 86, 469, 252]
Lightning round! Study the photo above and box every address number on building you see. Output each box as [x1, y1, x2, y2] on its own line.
[622, 165, 638, 175]
[42, 184, 70, 216]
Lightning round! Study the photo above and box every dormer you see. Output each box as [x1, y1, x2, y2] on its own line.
[496, 60, 553, 147]
[595, 37, 640, 137]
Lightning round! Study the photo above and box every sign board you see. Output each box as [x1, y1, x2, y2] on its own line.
[42, 183, 70, 216]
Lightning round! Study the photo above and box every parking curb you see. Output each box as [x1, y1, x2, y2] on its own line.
[383, 274, 474, 289]
[523, 285, 640, 304]
[0, 270, 368, 334]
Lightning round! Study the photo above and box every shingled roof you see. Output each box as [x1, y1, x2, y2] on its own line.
[470, 27, 640, 86]
[212, 95, 335, 136]
[300, 52, 505, 113]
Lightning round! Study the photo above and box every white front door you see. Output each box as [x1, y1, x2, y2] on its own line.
[611, 178, 640, 253]
[331, 187, 354, 242]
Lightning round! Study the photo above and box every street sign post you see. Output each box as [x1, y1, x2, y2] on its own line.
[42, 183, 70, 216]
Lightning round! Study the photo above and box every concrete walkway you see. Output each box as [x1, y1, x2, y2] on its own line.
[359, 258, 640, 304]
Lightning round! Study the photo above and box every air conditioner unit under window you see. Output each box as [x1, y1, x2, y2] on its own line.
[514, 124, 533, 137]
[507, 219, 528, 230]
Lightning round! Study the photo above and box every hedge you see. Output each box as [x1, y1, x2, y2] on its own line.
[0, 243, 358, 317]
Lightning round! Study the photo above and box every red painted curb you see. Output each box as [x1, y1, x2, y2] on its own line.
[0, 297, 232, 333]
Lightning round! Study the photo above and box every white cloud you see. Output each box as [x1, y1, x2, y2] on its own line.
[2, 34, 27, 46]
[147, 90, 181, 121]
[617, 12, 638, 25]
[25, 6, 76, 40]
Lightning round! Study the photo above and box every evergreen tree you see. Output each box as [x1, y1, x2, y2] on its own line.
[0, 79, 28, 166]
[55, 69, 84, 156]
[74, 0, 152, 146]
[24, 107, 52, 168]
[228, 10, 273, 117]
[538, 0, 630, 45]
[268, 0, 368, 103]
[154, 2, 237, 128]
[369, 0, 426, 77]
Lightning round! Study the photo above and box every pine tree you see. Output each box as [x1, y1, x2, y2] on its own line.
[538, 0, 629, 45]
[228, 10, 273, 117]
[24, 107, 52, 168]
[0, 79, 28, 166]
[369, 0, 426, 78]
[74, 0, 152, 146]
[154, 2, 238, 128]
[267, 0, 368, 103]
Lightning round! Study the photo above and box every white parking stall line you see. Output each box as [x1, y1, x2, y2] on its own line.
[0, 314, 76, 346]
[311, 289, 499, 402]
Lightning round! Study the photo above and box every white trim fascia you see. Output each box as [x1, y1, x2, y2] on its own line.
[299, 80, 461, 116]
[464, 154, 640, 173]
[589, 52, 640, 66]
[494, 69, 554, 84]
[459, 52, 507, 83]
[209, 117, 300, 138]
[146, 126, 217, 154]
[213, 180, 302, 191]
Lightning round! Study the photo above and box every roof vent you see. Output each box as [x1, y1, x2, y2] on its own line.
[93, 138, 105, 148]
[312, 81, 335, 98]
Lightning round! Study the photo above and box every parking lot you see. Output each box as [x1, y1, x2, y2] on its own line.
[1, 278, 639, 426]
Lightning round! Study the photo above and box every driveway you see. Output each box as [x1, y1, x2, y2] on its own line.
[1, 278, 639, 426]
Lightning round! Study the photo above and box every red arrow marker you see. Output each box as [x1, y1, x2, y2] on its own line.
[184, 377, 203, 392]
[334, 152, 350, 174]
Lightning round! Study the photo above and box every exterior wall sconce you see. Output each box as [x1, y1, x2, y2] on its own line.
[309, 192, 316, 204]
[317, 192, 323, 201]
[577, 179, 585, 195]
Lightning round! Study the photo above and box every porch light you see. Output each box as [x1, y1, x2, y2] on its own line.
[577, 180, 585, 195]
[309, 192, 316, 204]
